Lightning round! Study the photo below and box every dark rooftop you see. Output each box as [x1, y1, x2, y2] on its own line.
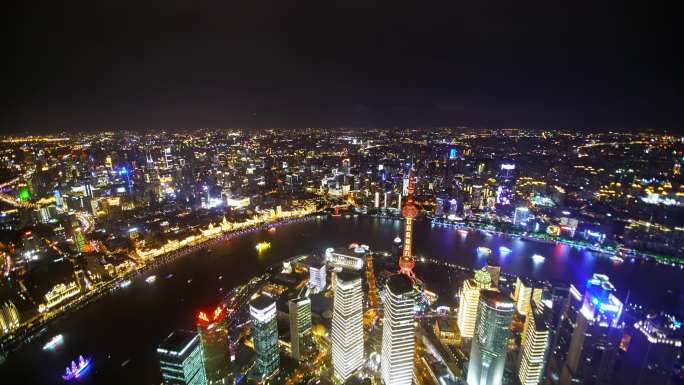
[335, 271, 360, 284]
[250, 294, 275, 311]
[481, 290, 514, 309]
[158, 329, 198, 355]
[386, 274, 414, 296]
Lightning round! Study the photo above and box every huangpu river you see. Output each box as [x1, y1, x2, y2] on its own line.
[1, 216, 682, 384]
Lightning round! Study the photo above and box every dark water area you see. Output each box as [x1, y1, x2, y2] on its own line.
[1, 216, 682, 385]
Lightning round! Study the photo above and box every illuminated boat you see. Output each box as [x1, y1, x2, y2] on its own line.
[255, 242, 271, 252]
[42, 334, 64, 351]
[610, 255, 624, 264]
[499, 246, 512, 255]
[145, 275, 157, 284]
[268, 226, 276, 232]
[457, 229, 469, 236]
[476, 246, 492, 256]
[532, 254, 546, 263]
[118, 279, 131, 289]
[62, 355, 91, 381]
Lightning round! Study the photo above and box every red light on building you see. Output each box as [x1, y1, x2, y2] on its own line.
[212, 306, 223, 321]
[197, 311, 210, 323]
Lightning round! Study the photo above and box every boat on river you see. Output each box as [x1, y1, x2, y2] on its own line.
[42, 334, 64, 351]
[255, 242, 271, 252]
[476, 246, 492, 256]
[62, 355, 91, 381]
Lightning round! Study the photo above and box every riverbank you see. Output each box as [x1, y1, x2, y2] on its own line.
[0, 213, 323, 353]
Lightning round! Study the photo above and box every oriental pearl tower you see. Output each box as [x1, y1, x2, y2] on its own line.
[399, 172, 418, 278]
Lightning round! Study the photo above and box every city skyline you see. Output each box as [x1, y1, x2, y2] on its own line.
[3, 1, 683, 384]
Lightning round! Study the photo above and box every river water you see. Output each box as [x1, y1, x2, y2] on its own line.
[1, 216, 682, 384]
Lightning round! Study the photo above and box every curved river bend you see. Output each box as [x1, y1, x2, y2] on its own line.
[1, 216, 682, 384]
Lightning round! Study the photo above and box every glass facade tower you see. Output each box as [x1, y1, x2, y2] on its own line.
[157, 330, 208, 385]
[249, 295, 279, 378]
[467, 290, 514, 385]
[331, 271, 364, 382]
[381, 274, 415, 385]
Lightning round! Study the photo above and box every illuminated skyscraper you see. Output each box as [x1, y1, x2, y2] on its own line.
[457, 268, 492, 338]
[381, 274, 415, 385]
[486, 259, 501, 288]
[249, 295, 279, 378]
[288, 297, 312, 361]
[560, 274, 624, 385]
[196, 307, 229, 384]
[0, 299, 20, 337]
[616, 313, 682, 385]
[467, 290, 514, 385]
[164, 147, 173, 169]
[308, 262, 326, 293]
[399, 173, 418, 278]
[513, 206, 530, 227]
[331, 272, 364, 382]
[513, 277, 543, 316]
[518, 300, 550, 385]
[545, 284, 582, 381]
[157, 330, 208, 385]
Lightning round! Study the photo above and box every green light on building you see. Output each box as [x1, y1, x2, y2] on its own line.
[18, 187, 31, 201]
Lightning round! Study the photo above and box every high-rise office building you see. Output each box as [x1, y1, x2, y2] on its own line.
[196, 306, 229, 384]
[157, 330, 208, 385]
[518, 300, 551, 385]
[616, 313, 682, 385]
[381, 274, 415, 385]
[560, 274, 624, 385]
[513, 277, 543, 316]
[457, 268, 492, 338]
[331, 272, 364, 382]
[288, 297, 312, 361]
[249, 295, 279, 378]
[308, 262, 326, 293]
[486, 258, 501, 288]
[513, 206, 530, 227]
[0, 299, 20, 337]
[467, 290, 515, 385]
[549, 284, 583, 378]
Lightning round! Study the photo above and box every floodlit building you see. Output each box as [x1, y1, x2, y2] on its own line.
[381, 274, 415, 385]
[157, 330, 208, 385]
[518, 300, 550, 385]
[457, 268, 492, 338]
[308, 262, 327, 293]
[513, 277, 543, 316]
[513, 206, 531, 227]
[288, 297, 312, 361]
[331, 272, 364, 382]
[467, 290, 514, 385]
[0, 300, 20, 337]
[250, 295, 279, 378]
[486, 259, 501, 288]
[560, 274, 624, 385]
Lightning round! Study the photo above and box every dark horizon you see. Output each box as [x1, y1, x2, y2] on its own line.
[5, 1, 682, 133]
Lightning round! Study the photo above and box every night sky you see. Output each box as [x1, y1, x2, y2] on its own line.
[4, 1, 682, 133]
